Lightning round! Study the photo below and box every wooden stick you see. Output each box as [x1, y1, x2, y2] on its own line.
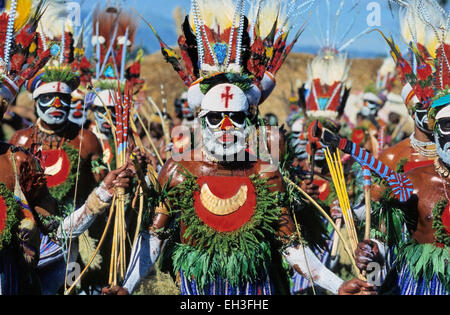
[330, 218, 342, 259]
[65, 195, 117, 295]
[283, 176, 363, 279]
[133, 109, 164, 166]
[133, 186, 144, 248]
[364, 188, 372, 240]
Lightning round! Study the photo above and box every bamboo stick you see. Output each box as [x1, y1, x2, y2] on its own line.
[65, 195, 117, 295]
[330, 218, 342, 259]
[283, 176, 363, 279]
[133, 109, 164, 166]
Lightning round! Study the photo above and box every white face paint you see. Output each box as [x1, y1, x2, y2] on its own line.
[202, 112, 248, 158]
[68, 100, 88, 126]
[202, 125, 248, 158]
[36, 93, 71, 126]
[415, 107, 432, 134]
[435, 120, 450, 166]
[290, 132, 308, 161]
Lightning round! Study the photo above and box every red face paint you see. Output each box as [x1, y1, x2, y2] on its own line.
[220, 116, 233, 131]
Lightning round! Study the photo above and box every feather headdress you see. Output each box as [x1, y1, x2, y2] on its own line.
[91, 5, 138, 83]
[26, 0, 80, 99]
[0, 0, 50, 104]
[305, 51, 351, 120]
[303, 0, 365, 120]
[143, 0, 316, 114]
[382, 0, 450, 117]
[86, 4, 143, 112]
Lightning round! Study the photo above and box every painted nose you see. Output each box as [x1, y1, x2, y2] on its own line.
[220, 116, 233, 131]
[53, 97, 62, 108]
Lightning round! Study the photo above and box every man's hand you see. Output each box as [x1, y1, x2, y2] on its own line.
[300, 180, 320, 200]
[130, 146, 158, 171]
[330, 199, 343, 220]
[101, 286, 129, 295]
[321, 129, 341, 148]
[338, 278, 377, 295]
[103, 162, 135, 195]
[355, 240, 383, 272]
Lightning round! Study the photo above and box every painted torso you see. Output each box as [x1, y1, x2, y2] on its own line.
[10, 123, 104, 210]
[0, 143, 43, 295]
[405, 164, 450, 245]
[380, 138, 435, 173]
[156, 149, 295, 293]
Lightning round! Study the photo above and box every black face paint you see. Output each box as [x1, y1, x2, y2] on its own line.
[92, 106, 116, 135]
[414, 103, 432, 134]
[36, 92, 71, 125]
[434, 117, 450, 167]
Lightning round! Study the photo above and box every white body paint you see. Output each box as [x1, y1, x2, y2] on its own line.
[283, 245, 344, 295]
[57, 184, 113, 242]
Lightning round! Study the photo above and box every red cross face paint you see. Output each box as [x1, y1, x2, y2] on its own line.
[221, 86, 234, 109]
[199, 83, 249, 118]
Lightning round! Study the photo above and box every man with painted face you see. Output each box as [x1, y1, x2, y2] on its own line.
[379, 84, 437, 173]
[354, 96, 450, 295]
[353, 0, 450, 294]
[10, 67, 106, 206]
[9, 66, 108, 294]
[89, 89, 117, 170]
[100, 0, 376, 296]
[172, 91, 196, 155]
[0, 3, 59, 294]
[103, 79, 374, 296]
[68, 88, 91, 129]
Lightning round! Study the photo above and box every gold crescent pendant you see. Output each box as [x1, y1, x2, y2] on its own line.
[199, 183, 248, 216]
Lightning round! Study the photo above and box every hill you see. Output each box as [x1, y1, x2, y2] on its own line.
[140, 52, 388, 124]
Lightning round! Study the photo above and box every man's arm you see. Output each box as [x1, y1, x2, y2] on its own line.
[272, 168, 375, 295]
[112, 160, 179, 294]
[83, 130, 108, 183]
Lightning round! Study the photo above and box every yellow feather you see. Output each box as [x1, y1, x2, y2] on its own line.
[248, 0, 294, 39]
[14, 0, 33, 31]
[5, 0, 33, 31]
[189, 0, 236, 32]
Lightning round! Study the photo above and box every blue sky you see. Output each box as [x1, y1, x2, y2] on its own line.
[76, 0, 445, 58]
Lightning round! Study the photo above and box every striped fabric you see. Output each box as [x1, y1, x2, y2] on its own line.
[397, 263, 449, 295]
[179, 270, 274, 295]
[38, 233, 64, 269]
[0, 249, 19, 295]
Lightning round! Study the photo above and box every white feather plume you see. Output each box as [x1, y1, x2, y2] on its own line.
[399, 0, 448, 58]
[189, 0, 236, 32]
[307, 52, 350, 86]
[39, 0, 73, 40]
